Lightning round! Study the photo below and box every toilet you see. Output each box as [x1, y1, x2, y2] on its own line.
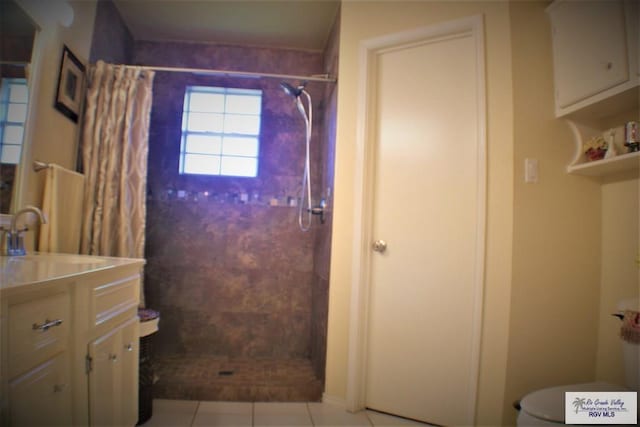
[517, 299, 639, 426]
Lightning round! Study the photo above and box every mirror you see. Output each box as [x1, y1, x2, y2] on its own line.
[0, 0, 38, 214]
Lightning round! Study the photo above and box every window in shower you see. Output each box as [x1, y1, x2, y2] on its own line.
[179, 86, 262, 177]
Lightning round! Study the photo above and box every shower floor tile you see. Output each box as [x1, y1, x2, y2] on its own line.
[153, 355, 323, 402]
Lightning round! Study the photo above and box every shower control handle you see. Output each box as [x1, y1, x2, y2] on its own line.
[372, 239, 387, 253]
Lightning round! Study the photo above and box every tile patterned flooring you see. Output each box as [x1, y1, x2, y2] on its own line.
[154, 356, 323, 402]
[141, 400, 431, 427]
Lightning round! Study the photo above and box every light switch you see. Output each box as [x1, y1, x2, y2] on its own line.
[525, 158, 538, 183]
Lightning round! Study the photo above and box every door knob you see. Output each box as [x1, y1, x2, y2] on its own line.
[372, 239, 387, 253]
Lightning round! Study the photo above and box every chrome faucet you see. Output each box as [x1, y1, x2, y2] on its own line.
[1, 205, 47, 256]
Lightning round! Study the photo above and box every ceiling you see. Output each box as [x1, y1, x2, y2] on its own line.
[112, 0, 340, 51]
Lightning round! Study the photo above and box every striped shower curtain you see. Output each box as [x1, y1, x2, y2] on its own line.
[80, 60, 154, 306]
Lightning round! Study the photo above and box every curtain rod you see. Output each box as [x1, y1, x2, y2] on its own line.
[116, 63, 336, 83]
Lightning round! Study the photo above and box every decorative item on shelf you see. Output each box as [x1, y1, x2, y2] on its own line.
[624, 121, 639, 152]
[604, 128, 618, 159]
[583, 134, 607, 161]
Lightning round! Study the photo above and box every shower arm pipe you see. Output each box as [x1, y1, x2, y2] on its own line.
[114, 63, 337, 83]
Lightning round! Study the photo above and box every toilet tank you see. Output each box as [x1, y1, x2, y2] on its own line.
[618, 298, 640, 391]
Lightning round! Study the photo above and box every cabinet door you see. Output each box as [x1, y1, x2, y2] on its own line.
[8, 352, 72, 426]
[120, 319, 139, 427]
[88, 326, 120, 427]
[88, 317, 139, 427]
[550, 0, 629, 108]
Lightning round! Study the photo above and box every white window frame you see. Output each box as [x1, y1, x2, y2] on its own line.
[0, 78, 29, 165]
[179, 85, 262, 178]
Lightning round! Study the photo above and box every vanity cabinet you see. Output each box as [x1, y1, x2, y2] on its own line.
[547, 0, 638, 118]
[0, 254, 144, 427]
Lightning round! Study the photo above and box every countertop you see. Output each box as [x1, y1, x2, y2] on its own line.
[0, 252, 145, 290]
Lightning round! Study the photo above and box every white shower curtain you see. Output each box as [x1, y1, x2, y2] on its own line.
[80, 60, 154, 306]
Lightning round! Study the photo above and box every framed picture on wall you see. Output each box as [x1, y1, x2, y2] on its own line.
[54, 45, 85, 123]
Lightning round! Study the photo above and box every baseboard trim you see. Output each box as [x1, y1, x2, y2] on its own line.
[322, 393, 347, 408]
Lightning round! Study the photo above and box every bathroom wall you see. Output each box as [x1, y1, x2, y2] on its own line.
[505, 1, 602, 424]
[137, 41, 333, 360]
[15, 0, 96, 242]
[596, 176, 639, 384]
[327, 2, 515, 424]
[594, 110, 640, 385]
[89, 0, 133, 64]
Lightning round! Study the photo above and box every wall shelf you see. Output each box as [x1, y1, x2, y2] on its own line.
[567, 150, 640, 176]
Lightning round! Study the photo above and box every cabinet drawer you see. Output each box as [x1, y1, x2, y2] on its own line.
[8, 292, 70, 378]
[90, 275, 140, 328]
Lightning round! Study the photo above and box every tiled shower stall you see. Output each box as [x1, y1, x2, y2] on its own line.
[90, 0, 338, 401]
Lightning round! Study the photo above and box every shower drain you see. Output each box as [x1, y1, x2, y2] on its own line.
[218, 370, 234, 376]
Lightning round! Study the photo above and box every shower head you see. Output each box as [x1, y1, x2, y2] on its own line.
[280, 82, 305, 98]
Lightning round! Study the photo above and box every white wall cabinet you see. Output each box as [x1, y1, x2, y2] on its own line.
[547, 0, 640, 178]
[0, 255, 144, 427]
[547, 0, 639, 118]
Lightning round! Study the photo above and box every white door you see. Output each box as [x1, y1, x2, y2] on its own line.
[363, 21, 485, 426]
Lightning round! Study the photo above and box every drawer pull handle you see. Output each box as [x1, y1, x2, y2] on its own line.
[125, 343, 134, 352]
[109, 353, 118, 363]
[32, 319, 63, 332]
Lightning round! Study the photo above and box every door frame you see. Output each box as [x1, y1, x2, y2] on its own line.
[345, 15, 487, 424]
